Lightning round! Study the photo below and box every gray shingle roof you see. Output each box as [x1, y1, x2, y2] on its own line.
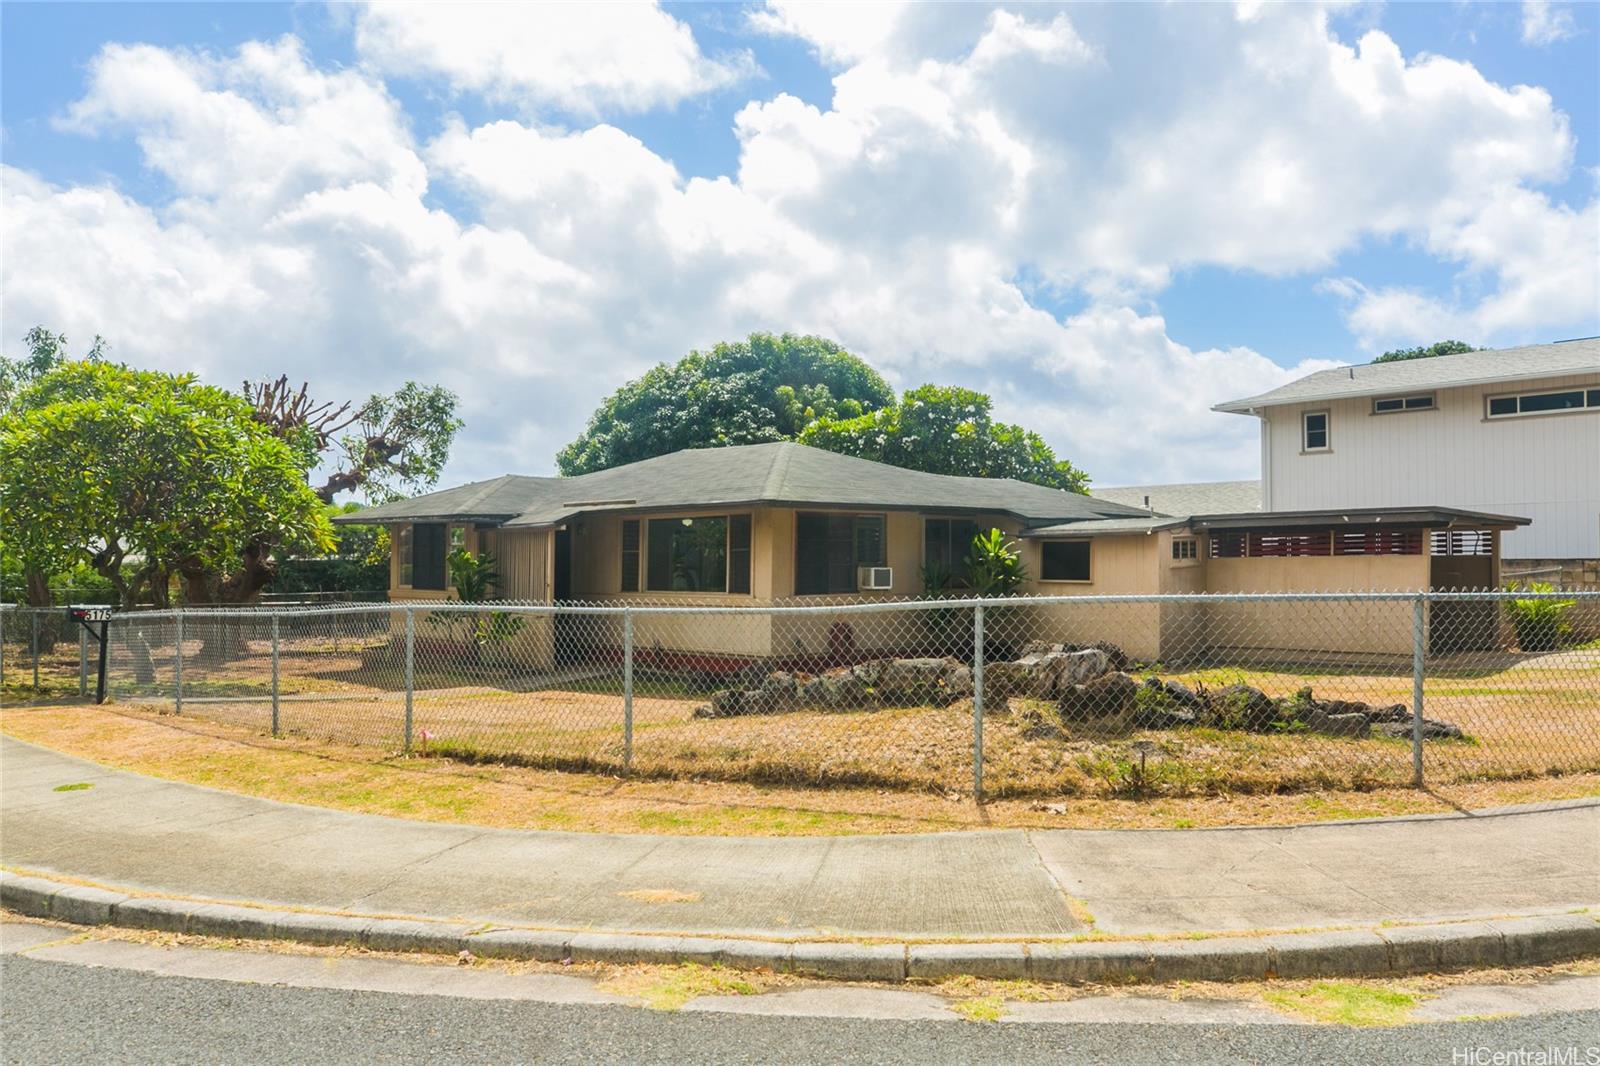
[335, 442, 1152, 528]
[1090, 480, 1262, 517]
[1214, 338, 1600, 413]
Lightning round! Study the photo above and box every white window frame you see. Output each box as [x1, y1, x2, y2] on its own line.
[1371, 393, 1435, 415]
[1301, 410, 1331, 453]
[1171, 537, 1198, 561]
[1485, 386, 1600, 420]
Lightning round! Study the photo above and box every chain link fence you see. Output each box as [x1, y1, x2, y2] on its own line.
[5, 591, 1598, 799]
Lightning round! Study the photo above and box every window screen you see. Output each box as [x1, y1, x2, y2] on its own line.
[728, 514, 752, 595]
[1041, 540, 1091, 581]
[795, 513, 883, 594]
[924, 518, 980, 584]
[620, 520, 640, 593]
[411, 522, 447, 590]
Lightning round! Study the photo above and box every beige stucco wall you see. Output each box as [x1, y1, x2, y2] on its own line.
[1202, 554, 1429, 659]
[1012, 533, 1165, 661]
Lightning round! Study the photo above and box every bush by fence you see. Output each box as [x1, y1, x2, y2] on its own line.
[4, 591, 1598, 799]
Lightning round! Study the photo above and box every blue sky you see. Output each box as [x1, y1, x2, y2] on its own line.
[2, 2, 1596, 487]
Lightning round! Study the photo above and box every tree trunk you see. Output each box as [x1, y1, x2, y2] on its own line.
[24, 567, 56, 651]
[179, 540, 278, 661]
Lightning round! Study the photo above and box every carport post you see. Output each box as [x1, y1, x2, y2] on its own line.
[270, 614, 281, 738]
[972, 603, 985, 802]
[174, 611, 184, 714]
[1411, 593, 1426, 788]
[79, 626, 89, 697]
[622, 608, 634, 772]
[403, 608, 415, 753]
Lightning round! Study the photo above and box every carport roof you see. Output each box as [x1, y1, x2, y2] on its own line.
[1024, 505, 1529, 538]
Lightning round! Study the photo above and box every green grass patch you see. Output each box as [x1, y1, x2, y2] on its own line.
[1263, 981, 1420, 1026]
[598, 963, 762, 1011]
[951, 995, 1005, 1022]
[51, 781, 93, 792]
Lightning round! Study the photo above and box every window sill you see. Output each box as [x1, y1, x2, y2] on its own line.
[1299, 449, 1333, 456]
[1037, 578, 1093, 585]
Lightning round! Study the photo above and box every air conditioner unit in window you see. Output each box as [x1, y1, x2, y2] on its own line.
[857, 566, 893, 591]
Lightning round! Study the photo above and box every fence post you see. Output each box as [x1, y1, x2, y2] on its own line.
[79, 626, 89, 698]
[623, 608, 634, 773]
[270, 614, 281, 738]
[174, 611, 184, 715]
[973, 602, 985, 802]
[403, 608, 415, 753]
[1411, 592, 1426, 788]
[31, 611, 40, 692]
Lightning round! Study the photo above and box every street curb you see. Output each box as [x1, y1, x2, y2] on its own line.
[3, 872, 1595, 984]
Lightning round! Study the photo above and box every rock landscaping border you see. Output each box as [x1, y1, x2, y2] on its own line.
[693, 640, 1466, 742]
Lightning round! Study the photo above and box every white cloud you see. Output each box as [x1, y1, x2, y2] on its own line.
[1521, 1, 1579, 46]
[746, 1, 912, 66]
[353, 1, 753, 114]
[1326, 190, 1600, 349]
[3, 5, 1595, 492]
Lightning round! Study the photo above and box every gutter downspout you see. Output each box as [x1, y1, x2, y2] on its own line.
[1255, 407, 1272, 512]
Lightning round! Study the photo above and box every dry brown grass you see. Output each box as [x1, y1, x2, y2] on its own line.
[63, 636, 1600, 800]
[4, 703, 1596, 836]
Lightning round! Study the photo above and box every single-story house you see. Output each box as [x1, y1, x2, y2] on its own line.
[336, 442, 1526, 665]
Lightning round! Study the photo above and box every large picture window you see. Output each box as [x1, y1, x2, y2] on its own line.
[924, 517, 980, 585]
[645, 515, 750, 593]
[795, 513, 886, 595]
[1040, 540, 1091, 582]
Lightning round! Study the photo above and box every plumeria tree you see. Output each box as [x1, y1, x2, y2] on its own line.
[0, 362, 331, 608]
[799, 384, 1089, 492]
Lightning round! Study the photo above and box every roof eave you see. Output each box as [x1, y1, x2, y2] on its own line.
[1213, 362, 1600, 413]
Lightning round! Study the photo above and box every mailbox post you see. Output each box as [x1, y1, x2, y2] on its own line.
[67, 606, 113, 704]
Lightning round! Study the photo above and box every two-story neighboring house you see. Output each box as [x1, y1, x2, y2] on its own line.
[1212, 338, 1600, 585]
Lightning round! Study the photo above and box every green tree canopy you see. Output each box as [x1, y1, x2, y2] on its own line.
[557, 332, 895, 475]
[0, 326, 105, 412]
[798, 384, 1090, 493]
[1372, 340, 1481, 363]
[0, 362, 332, 607]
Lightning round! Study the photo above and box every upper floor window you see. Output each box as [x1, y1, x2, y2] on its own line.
[1302, 410, 1330, 452]
[1372, 394, 1435, 414]
[1486, 387, 1600, 419]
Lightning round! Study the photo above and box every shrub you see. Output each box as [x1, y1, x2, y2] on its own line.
[965, 528, 1028, 596]
[1506, 581, 1573, 652]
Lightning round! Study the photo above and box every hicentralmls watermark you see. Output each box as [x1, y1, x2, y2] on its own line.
[1453, 1048, 1600, 1066]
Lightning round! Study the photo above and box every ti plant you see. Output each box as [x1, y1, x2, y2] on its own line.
[965, 528, 1028, 597]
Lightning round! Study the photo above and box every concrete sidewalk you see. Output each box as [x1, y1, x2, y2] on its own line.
[2, 736, 1596, 963]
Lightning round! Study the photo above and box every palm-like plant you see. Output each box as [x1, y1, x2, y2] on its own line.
[965, 528, 1028, 597]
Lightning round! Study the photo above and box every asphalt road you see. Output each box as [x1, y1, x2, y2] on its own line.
[4, 955, 1598, 1066]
